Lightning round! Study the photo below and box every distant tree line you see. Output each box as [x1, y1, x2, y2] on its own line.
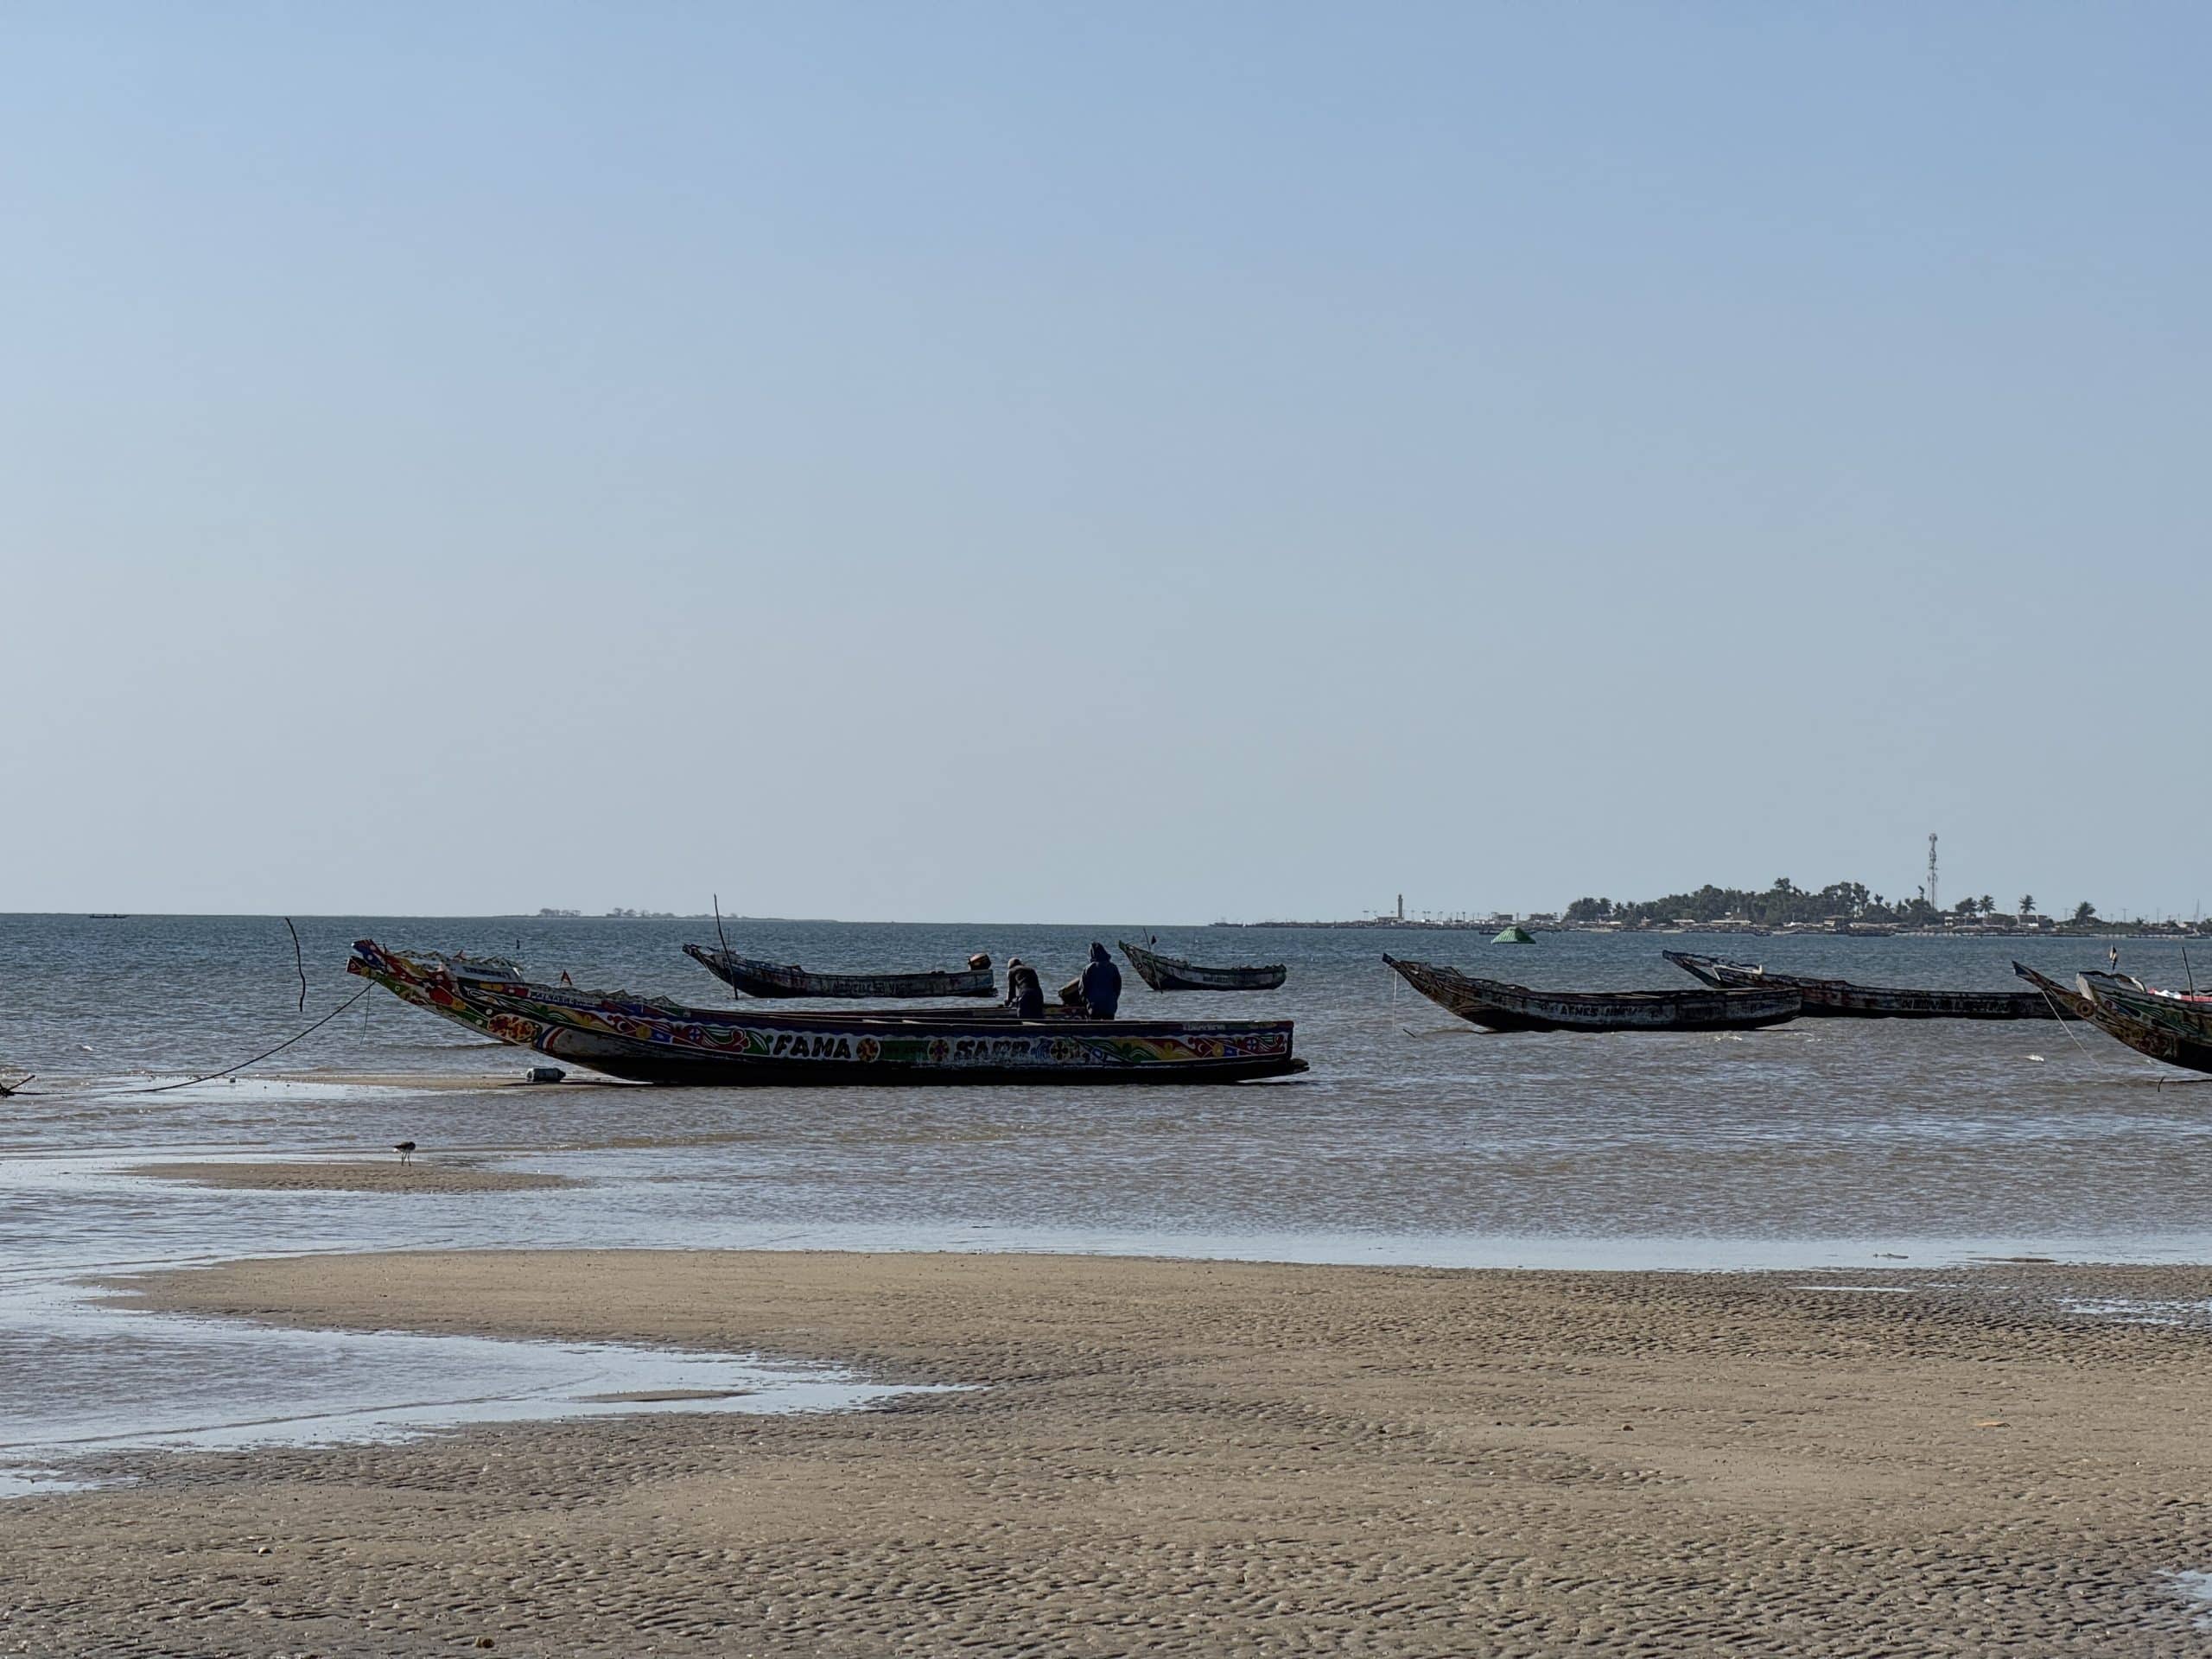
[1562, 880, 2101, 929]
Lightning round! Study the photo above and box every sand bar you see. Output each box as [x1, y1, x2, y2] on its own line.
[7, 1250, 2212, 1656]
[130, 1160, 576, 1194]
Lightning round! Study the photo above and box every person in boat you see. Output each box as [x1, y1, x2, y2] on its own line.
[1004, 958, 1045, 1018]
[1080, 941, 1122, 1018]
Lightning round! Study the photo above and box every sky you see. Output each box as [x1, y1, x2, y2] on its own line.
[4, 3, 2207, 922]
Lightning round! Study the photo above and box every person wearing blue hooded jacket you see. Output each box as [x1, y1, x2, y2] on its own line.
[1079, 941, 1122, 1018]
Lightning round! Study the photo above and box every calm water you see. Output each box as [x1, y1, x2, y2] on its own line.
[3, 913, 2210, 1484]
[4, 912, 2210, 1256]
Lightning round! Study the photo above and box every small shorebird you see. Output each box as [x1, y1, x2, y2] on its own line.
[393, 1140, 417, 1166]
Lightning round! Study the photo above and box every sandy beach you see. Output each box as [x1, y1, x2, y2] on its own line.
[4, 1250, 2209, 1656]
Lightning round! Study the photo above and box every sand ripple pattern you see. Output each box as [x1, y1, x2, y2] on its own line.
[5, 1252, 2212, 1654]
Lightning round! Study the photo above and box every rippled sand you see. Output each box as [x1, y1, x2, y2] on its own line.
[131, 1160, 577, 1193]
[8, 1250, 2212, 1655]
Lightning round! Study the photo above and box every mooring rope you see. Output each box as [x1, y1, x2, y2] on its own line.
[2037, 983, 2100, 1060]
[10, 984, 378, 1100]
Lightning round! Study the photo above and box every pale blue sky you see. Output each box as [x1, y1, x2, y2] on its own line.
[6, 4, 2207, 920]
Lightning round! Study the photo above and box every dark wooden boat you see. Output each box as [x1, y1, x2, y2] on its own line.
[683, 944, 995, 1000]
[1385, 956, 1799, 1033]
[1118, 940, 1287, 993]
[2012, 963, 2212, 1073]
[350, 941, 1306, 1085]
[1665, 951, 2077, 1020]
[2078, 970, 2212, 1037]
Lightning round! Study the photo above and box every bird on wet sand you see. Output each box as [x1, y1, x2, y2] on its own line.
[393, 1141, 416, 1166]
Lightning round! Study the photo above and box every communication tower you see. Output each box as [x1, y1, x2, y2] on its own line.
[1927, 834, 1939, 915]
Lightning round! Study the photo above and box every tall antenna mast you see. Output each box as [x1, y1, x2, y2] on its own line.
[1927, 833, 1940, 915]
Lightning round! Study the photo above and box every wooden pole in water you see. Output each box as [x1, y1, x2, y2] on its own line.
[713, 893, 738, 1003]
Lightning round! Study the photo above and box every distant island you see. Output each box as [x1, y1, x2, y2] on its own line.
[536, 907, 678, 919]
[1555, 880, 2195, 935]
[1218, 879, 2206, 937]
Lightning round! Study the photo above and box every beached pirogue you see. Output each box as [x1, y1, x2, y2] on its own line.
[1384, 956, 1800, 1033]
[1665, 951, 2076, 1020]
[348, 940, 1307, 1084]
[684, 943, 995, 1000]
[1118, 940, 1287, 993]
[2013, 963, 2212, 1074]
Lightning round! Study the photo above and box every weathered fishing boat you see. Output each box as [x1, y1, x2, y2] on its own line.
[683, 943, 995, 1000]
[1664, 951, 2077, 1020]
[2012, 963, 2212, 1074]
[1385, 956, 1799, 1033]
[350, 941, 1306, 1084]
[1118, 940, 1287, 993]
[2077, 970, 2212, 1035]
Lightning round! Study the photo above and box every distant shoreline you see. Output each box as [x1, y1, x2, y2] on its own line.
[1211, 918, 2210, 938]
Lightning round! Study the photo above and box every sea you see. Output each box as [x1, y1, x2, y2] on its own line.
[3, 912, 2209, 1492]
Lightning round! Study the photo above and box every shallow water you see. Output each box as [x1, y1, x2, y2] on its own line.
[3, 912, 2209, 1478]
[0, 1266, 932, 1496]
[8, 914, 2212, 1255]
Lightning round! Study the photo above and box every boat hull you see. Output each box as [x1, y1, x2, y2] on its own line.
[1118, 941, 1287, 992]
[2012, 963, 2212, 1074]
[2076, 972, 2212, 1052]
[1386, 956, 1799, 1033]
[1666, 952, 2075, 1020]
[351, 941, 1306, 1085]
[685, 944, 995, 999]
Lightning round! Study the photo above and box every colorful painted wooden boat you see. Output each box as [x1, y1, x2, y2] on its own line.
[684, 943, 995, 1000]
[2074, 970, 2212, 1065]
[349, 941, 1306, 1085]
[1118, 940, 1287, 993]
[2077, 970, 2212, 1033]
[1665, 951, 2076, 1020]
[2012, 963, 2212, 1073]
[1385, 955, 1799, 1033]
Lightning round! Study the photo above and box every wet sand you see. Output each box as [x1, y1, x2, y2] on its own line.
[10, 1250, 2212, 1656]
[132, 1160, 576, 1194]
[264, 1071, 642, 1091]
